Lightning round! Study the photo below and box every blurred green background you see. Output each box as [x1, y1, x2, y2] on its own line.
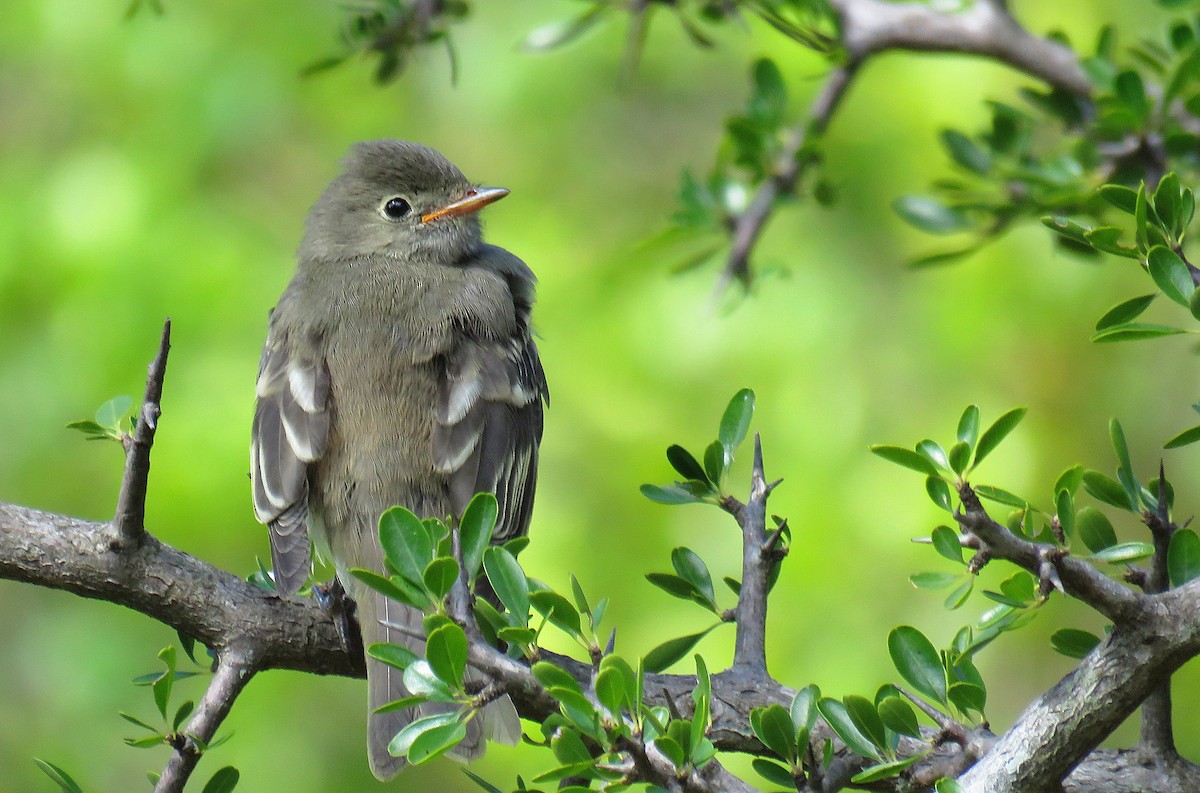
[2, 1, 1198, 791]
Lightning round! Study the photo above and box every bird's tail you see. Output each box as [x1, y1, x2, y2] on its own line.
[358, 589, 521, 780]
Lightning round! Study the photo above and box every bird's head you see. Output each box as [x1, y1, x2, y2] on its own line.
[299, 139, 508, 264]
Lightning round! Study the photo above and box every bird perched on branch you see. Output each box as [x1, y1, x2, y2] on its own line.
[250, 139, 547, 779]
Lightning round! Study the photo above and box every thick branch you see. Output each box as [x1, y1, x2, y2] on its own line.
[155, 650, 255, 793]
[4, 498, 1200, 791]
[829, 0, 1090, 95]
[113, 318, 171, 548]
[959, 585, 1200, 793]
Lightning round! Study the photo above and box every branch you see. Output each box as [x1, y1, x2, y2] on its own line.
[958, 585, 1200, 793]
[714, 64, 856, 294]
[830, 0, 1090, 95]
[155, 650, 255, 793]
[955, 484, 1143, 624]
[113, 318, 171, 548]
[731, 433, 774, 674]
[718, 0, 1091, 289]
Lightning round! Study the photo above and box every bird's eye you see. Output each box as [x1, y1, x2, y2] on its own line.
[382, 197, 412, 220]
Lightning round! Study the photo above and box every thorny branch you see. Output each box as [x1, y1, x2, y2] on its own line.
[113, 318, 171, 548]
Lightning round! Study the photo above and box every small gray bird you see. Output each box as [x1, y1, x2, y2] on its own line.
[250, 140, 547, 779]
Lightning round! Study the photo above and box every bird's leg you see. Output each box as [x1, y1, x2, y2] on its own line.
[313, 578, 363, 656]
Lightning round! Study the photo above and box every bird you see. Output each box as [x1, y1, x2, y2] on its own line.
[249, 139, 547, 779]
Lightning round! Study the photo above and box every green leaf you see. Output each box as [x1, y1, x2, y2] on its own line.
[462, 768, 506, 793]
[652, 736, 686, 772]
[936, 779, 966, 793]
[948, 441, 971, 475]
[530, 589, 583, 637]
[460, 492, 497, 583]
[752, 758, 795, 787]
[1050, 628, 1102, 658]
[667, 444, 710, 484]
[521, 4, 608, 51]
[387, 711, 460, 758]
[645, 573, 714, 610]
[1095, 294, 1156, 330]
[1136, 182, 1150, 250]
[671, 547, 715, 605]
[877, 696, 921, 738]
[939, 129, 990, 174]
[33, 759, 85, 793]
[379, 506, 433, 587]
[750, 703, 797, 762]
[425, 623, 467, 690]
[640, 484, 703, 505]
[643, 627, 714, 673]
[944, 576, 974, 610]
[932, 525, 964, 564]
[402, 660, 456, 702]
[96, 395, 133, 429]
[1165, 424, 1200, 449]
[1091, 323, 1186, 343]
[595, 666, 626, 717]
[956, 405, 980, 449]
[1153, 172, 1183, 235]
[843, 694, 888, 753]
[719, 388, 755, 455]
[910, 571, 961, 590]
[1055, 488, 1075, 540]
[870, 445, 940, 476]
[201, 767, 240, 793]
[917, 439, 951, 472]
[926, 476, 953, 512]
[1091, 541, 1155, 564]
[1076, 506, 1118, 553]
[888, 626, 946, 704]
[1147, 246, 1194, 306]
[816, 698, 882, 761]
[374, 695, 428, 714]
[973, 485, 1030, 508]
[1082, 471, 1136, 511]
[1168, 529, 1200, 587]
[971, 407, 1027, 470]
[1084, 226, 1138, 257]
[791, 684, 820, 734]
[408, 720, 468, 765]
[551, 726, 592, 764]
[851, 756, 923, 784]
[483, 547, 529, 623]
[749, 58, 787, 127]
[947, 682, 986, 716]
[422, 557, 459, 601]
[1098, 183, 1139, 214]
[702, 440, 726, 487]
[893, 196, 970, 234]
[532, 661, 583, 695]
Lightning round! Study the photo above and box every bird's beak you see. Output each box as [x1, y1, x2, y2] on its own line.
[421, 186, 510, 223]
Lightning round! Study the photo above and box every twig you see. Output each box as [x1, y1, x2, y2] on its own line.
[732, 433, 771, 675]
[154, 649, 255, 793]
[715, 64, 856, 295]
[113, 319, 171, 549]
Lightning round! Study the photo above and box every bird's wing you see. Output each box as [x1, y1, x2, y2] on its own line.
[432, 331, 548, 542]
[250, 322, 331, 595]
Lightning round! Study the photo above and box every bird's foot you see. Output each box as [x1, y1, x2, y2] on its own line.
[313, 578, 362, 655]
